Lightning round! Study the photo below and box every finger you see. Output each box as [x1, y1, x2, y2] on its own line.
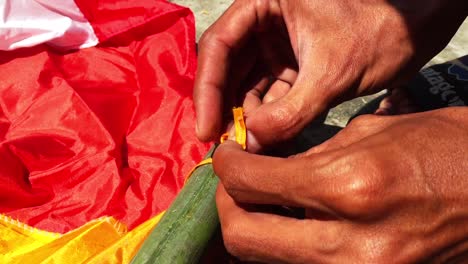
[216, 137, 399, 221]
[375, 87, 418, 115]
[258, 26, 298, 84]
[262, 79, 291, 103]
[225, 41, 260, 113]
[214, 140, 349, 214]
[194, 0, 279, 141]
[245, 73, 330, 147]
[241, 73, 271, 153]
[216, 184, 345, 263]
[242, 76, 270, 113]
[245, 41, 367, 146]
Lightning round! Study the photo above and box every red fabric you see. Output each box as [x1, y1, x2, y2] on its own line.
[74, 0, 189, 42]
[0, 1, 209, 233]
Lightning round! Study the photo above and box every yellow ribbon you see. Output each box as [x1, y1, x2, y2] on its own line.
[184, 157, 213, 184]
[186, 107, 246, 183]
[220, 107, 247, 149]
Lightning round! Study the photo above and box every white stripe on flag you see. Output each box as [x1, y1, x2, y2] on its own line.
[0, 0, 98, 50]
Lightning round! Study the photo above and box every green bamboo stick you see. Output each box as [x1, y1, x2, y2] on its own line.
[131, 145, 219, 264]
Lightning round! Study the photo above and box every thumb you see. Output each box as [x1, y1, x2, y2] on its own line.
[245, 77, 328, 148]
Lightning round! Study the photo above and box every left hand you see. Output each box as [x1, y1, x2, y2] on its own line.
[194, 0, 467, 150]
[214, 107, 468, 263]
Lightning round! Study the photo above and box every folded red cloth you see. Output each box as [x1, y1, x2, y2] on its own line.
[0, 0, 209, 233]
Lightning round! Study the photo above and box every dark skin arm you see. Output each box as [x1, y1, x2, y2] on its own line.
[194, 0, 468, 262]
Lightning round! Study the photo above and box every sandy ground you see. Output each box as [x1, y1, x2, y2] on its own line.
[169, 0, 234, 41]
[170, 0, 467, 61]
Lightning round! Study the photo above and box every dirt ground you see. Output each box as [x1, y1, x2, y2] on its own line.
[171, 0, 467, 62]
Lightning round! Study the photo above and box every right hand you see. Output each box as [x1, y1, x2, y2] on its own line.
[213, 107, 468, 263]
[194, 0, 466, 150]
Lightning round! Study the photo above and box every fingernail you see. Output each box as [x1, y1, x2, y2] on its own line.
[247, 130, 261, 153]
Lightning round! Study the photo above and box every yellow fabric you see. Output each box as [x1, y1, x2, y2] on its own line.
[195, 106, 246, 183]
[220, 107, 247, 149]
[0, 212, 164, 264]
[232, 107, 247, 149]
[0, 107, 247, 264]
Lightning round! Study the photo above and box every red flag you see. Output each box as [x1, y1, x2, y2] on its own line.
[0, 0, 209, 233]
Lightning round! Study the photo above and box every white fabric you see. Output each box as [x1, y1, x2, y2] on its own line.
[0, 0, 98, 50]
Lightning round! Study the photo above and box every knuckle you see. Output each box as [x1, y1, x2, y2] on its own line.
[198, 30, 217, 47]
[338, 153, 385, 217]
[312, 224, 343, 255]
[343, 178, 378, 216]
[222, 180, 244, 201]
[262, 92, 276, 104]
[266, 102, 302, 139]
[222, 222, 249, 259]
[254, 0, 270, 11]
[219, 172, 253, 204]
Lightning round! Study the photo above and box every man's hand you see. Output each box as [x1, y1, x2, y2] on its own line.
[214, 107, 468, 263]
[194, 0, 466, 149]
